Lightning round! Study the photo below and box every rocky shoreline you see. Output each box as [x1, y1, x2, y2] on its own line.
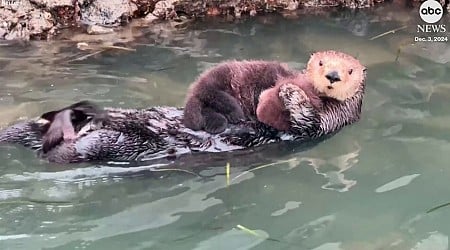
[0, 0, 425, 41]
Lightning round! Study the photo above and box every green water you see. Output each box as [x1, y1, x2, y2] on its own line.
[1, 3, 450, 249]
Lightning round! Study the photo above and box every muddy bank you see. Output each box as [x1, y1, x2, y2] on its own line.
[0, 0, 397, 41]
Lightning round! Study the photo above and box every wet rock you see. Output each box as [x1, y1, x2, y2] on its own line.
[86, 24, 114, 34]
[52, 4, 77, 27]
[152, 0, 177, 18]
[0, 6, 53, 40]
[341, 0, 375, 8]
[0, 0, 389, 41]
[0, 22, 8, 38]
[29, 0, 73, 8]
[28, 10, 54, 37]
[0, 0, 55, 40]
[285, 0, 299, 11]
[143, 13, 159, 23]
[4, 21, 30, 41]
[80, 0, 137, 27]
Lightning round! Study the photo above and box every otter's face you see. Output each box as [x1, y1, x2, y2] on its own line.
[306, 50, 366, 101]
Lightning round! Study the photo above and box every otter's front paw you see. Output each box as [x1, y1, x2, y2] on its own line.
[279, 83, 309, 108]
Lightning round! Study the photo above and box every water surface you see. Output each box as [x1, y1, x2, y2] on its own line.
[1, 3, 450, 250]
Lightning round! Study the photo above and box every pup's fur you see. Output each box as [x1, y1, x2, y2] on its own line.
[183, 60, 294, 133]
[183, 51, 365, 133]
[256, 74, 322, 131]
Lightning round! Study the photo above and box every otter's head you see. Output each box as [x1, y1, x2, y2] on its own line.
[306, 50, 366, 101]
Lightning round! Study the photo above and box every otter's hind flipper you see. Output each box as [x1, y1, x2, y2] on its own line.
[40, 101, 105, 153]
[70, 101, 107, 131]
[184, 89, 245, 134]
[41, 110, 59, 122]
[42, 109, 74, 153]
[205, 90, 245, 124]
[42, 128, 64, 154]
[201, 107, 228, 134]
[70, 101, 102, 117]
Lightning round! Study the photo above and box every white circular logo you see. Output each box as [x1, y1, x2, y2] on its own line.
[419, 0, 444, 24]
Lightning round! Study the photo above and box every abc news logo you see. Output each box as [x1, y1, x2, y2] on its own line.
[417, 0, 446, 32]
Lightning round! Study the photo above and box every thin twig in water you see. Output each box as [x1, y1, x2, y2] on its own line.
[134, 43, 156, 47]
[67, 50, 104, 62]
[236, 224, 260, 237]
[101, 45, 136, 52]
[152, 66, 175, 72]
[369, 25, 408, 41]
[426, 202, 450, 213]
[226, 162, 231, 186]
[395, 40, 416, 62]
[231, 158, 297, 183]
[236, 224, 282, 242]
[0, 199, 73, 206]
[150, 168, 200, 177]
[395, 47, 402, 62]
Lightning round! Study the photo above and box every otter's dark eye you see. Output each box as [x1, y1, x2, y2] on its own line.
[348, 69, 353, 75]
[319, 61, 323, 66]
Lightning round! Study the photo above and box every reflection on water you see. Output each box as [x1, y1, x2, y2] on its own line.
[1, 2, 450, 249]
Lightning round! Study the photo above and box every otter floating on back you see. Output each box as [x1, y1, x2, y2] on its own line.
[0, 50, 366, 164]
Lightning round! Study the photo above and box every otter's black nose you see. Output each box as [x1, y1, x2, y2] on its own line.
[325, 71, 341, 84]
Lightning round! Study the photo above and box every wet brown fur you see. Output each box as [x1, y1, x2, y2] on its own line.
[256, 74, 322, 131]
[183, 51, 365, 134]
[183, 60, 294, 134]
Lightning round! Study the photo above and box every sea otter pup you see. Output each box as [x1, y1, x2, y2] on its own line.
[39, 101, 105, 153]
[183, 50, 365, 134]
[183, 60, 296, 134]
[256, 50, 365, 131]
